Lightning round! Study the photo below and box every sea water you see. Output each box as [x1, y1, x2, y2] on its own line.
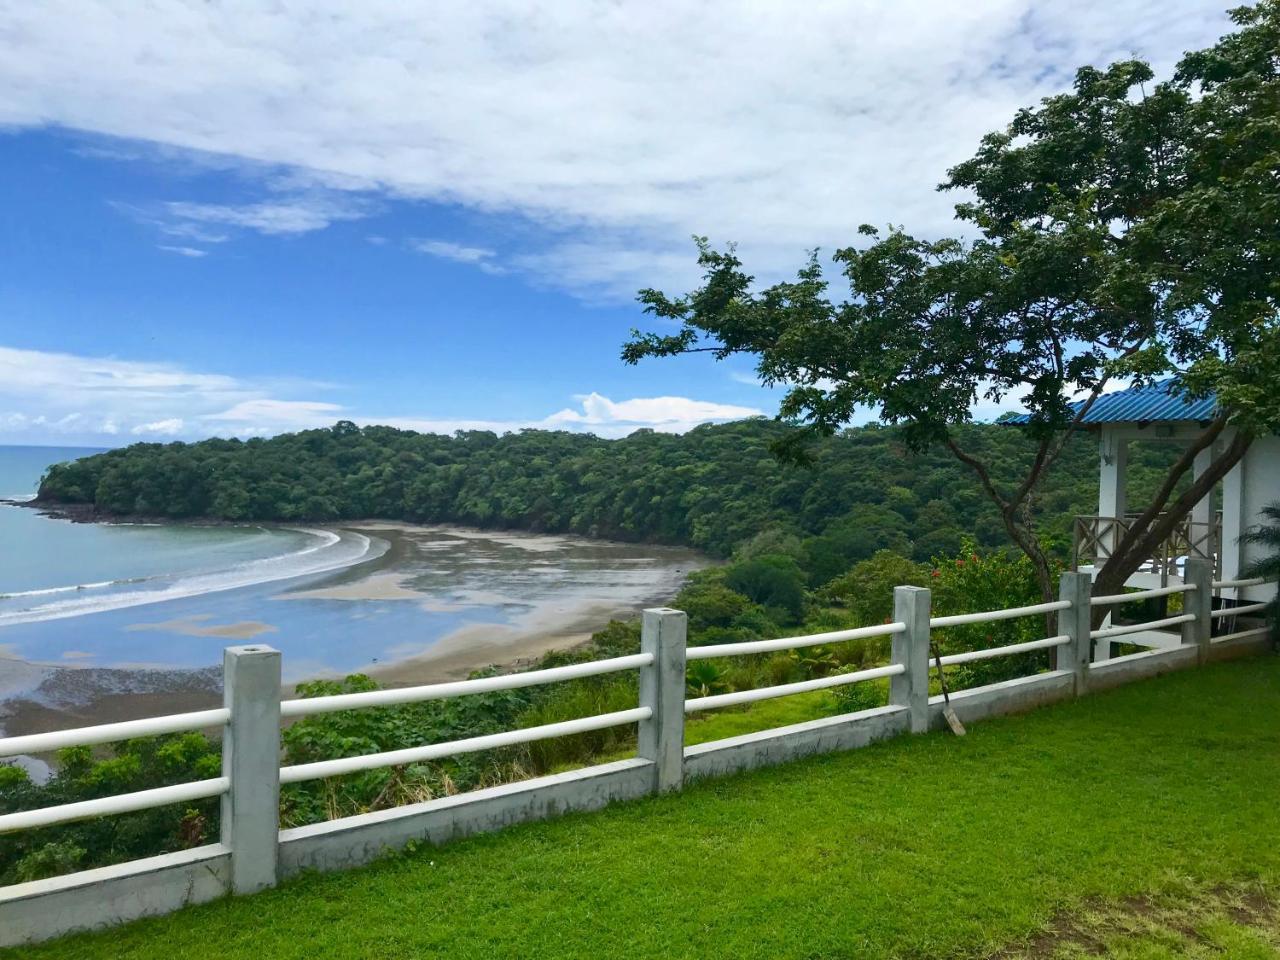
[0, 446, 700, 692]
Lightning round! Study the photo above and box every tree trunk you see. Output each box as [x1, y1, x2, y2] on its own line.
[1090, 429, 1252, 627]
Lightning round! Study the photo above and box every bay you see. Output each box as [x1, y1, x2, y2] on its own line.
[0, 445, 702, 730]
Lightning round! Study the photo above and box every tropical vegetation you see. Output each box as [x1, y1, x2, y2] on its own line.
[624, 0, 1280, 603]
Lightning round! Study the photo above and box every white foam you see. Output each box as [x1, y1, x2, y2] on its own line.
[0, 579, 122, 599]
[0, 529, 385, 627]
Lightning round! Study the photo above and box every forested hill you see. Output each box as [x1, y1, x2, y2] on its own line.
[35, 419, 1175, 565]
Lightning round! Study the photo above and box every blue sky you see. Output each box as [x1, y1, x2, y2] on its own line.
[0, 1, 1233, 446]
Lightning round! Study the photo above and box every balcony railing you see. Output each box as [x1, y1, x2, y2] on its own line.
[1073, 512, 1222, 580]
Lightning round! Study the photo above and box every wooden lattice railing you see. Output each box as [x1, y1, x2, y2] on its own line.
[1073, 513, 1221, 580]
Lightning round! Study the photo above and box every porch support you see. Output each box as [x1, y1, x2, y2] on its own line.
[1097, 428, 1127, 561]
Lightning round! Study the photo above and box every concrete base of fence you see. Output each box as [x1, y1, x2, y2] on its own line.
[1086, 645, 1199, 694]
[1207, 633, 1272, 663]
[0, 843, 230, 948]
[928, 670, 1075, 731]
[683, 705, 909, 782]
[279, 758, 655, 876]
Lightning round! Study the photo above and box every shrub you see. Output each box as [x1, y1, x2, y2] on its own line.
[927, 541, 1059, 687]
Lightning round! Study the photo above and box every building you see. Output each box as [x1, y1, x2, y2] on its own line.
[1009, 377, 1279, 658]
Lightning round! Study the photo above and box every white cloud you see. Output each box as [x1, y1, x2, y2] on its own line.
[163, 197, 371, 236]
[0, 345, 322, 444]
[203, 399, 345, 428]
[131, 418, 185, 436]
[409, 239, 503, 274]
[0, 345, 761, 443]
[378, 393, 763, 439]
[116, 195, 373, 245]
[546, 393, 761, 435]
[0, 1, 1232, 299]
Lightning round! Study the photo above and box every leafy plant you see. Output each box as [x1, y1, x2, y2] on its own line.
[1241, 501, 1280, 641]
[685, 661, 730, 699]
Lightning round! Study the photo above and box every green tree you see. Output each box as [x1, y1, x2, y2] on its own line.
[623, 3, 1280, 603]
[724, 554, 807, 622]
[820, 550, 928, 626]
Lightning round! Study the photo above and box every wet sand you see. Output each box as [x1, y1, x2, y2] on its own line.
[0, 521, 706, 738]
[369, 600, 630, 685]
[125, 615, 279, 640]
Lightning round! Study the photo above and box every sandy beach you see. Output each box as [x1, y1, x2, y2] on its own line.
[0, 520, 706, 740]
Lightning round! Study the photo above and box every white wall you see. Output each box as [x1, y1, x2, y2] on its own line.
[1235, 434, 1280, 602]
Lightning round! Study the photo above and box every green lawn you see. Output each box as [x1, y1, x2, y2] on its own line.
[14, 657, 1280, 960]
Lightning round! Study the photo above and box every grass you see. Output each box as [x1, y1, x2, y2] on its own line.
[999, 883, 1279, 958]
[13, 656, 1280, 960]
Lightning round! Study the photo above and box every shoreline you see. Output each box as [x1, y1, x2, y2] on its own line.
[0, 518, 706, 740]
[0, 597, 647, 741]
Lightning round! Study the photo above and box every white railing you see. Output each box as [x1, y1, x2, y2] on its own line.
[1210, 601, 1272, 620]
[0, 708, 233, 834]
[0, 568, 1274, 948]
[935, 635, 1069, 667]
[685, 664, 902, 713]
[0, 708, 229, 759]
[684, 622, 903, 661]
[928, 598, 1073, 671]
[280, 653, 652, 718]
[1091, 613, 1195, 641]
[683, 621, 905, 713]
[929, 599, 1069, 628]
[1213, 576, 1267, 590]
[281, 708, 651, 783]
[1212, 626, 1271, 644]
[1090, 583, 1196, 607]
[0, 779, 229, 834]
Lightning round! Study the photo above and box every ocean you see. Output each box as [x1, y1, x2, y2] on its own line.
[0, 445, 701, 714]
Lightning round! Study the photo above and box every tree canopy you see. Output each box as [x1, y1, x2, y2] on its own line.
[37, 418, 1181, 568]
[623, 2, 1280, 600]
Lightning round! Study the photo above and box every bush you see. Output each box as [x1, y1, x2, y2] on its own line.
[0, 733, 222, 885]
[724, 554, 807, 623]
[927, 542, 1059, 688]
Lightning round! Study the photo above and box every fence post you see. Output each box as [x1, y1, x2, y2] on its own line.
[221, 644, 282, 895]
[1056, 571, 1093, 695]
[638, 608, 687, 793]
[891, 586, 931, 734]
[1182, 558, 1214, 663]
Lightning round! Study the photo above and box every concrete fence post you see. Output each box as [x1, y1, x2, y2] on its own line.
[638, 608, 687, 793]
[1182, 558, 1214, 663]
[891, 586, 931, 733]
[1056, 571, 1093, 695]
[221, 644, 282, 895]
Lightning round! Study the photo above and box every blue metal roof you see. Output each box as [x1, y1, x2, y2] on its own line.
[1004, 377, 1217, 425]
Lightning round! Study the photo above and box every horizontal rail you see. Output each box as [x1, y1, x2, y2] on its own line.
[935, 635, 1069, 667]
[281, 654, 653, 718]
[685, 623, 904, 661]
[0, 708, 230, 759]
[1210, 601, 1272, 620]
[1090, 584, 1196, 607]
[0, 778, 228, 834]
[929, 599, 1070, 629]
[1213, 577, 1267, 590]
[280, 707, 651, 784]
[1090, 613, 1194, 641]
[684, 663, 903, 713]
[1211, 626, 1271, 644]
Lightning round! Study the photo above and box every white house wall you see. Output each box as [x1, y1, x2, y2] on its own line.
[1233, 434, 1280, 603]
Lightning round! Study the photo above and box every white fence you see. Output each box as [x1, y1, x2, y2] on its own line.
[0, 559, 1273, 946]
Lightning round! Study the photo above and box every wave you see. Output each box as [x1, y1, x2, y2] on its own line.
[0, 528, 385, 627]
[0, 577, 148, 600]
